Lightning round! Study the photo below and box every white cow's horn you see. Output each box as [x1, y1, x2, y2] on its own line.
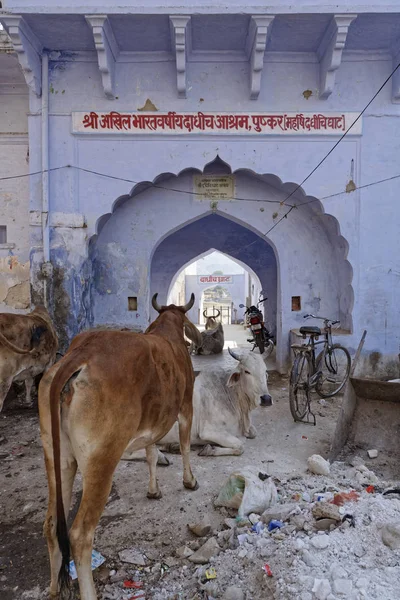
[182, 293, 195, 313]
[152, 293, 162, 313]
[228, 347, 240, 361]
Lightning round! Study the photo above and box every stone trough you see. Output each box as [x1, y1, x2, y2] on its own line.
[329, 376, 400, 464]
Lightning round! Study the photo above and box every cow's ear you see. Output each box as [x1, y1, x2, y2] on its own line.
[227, 371, 241, 387]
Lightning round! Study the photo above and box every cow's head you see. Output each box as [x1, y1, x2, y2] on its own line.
[203, 309, 221, 330]
[150, 293, 202, 348]
[227, 347, 273, 409]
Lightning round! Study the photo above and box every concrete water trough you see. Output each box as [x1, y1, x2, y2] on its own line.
[329, 376, 400, 467]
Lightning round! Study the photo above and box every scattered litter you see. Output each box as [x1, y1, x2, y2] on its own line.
[307, 454, 330, 476]
[123, 580, 143, 589]
[366, 485, 375, 494]
[367, 449, 378, 459]
[205, 567, 217, 580]
[302, 435, 308, 440]
[381, 522, 400, 550]
[69, 550, 105, 580]
[118, 548, 146, 566]
[128, 593, 145, 600]
[342, 514, 355, 527]
[331, 491, 359, 506]
[251, 521, 264, 534]
[263, 564, 273, 577]
[383, 488, 400, 497]
[267, 519, 283, 531]
[215, 466, 277, 518]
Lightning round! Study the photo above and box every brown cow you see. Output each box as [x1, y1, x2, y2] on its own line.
[0, 305, 58, 411]
[39, 294, 202, 600]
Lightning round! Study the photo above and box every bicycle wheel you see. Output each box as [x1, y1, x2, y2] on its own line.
[315, 344, 351, 398]
[289, 352, 312, 421]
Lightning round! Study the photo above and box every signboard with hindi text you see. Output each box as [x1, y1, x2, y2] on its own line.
[198, 275, 233, 284]
[193, 175, 235, 200]
[72, 112, 362, 136]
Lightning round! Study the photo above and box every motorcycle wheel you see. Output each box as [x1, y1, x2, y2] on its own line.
[255, 335, 265, 354]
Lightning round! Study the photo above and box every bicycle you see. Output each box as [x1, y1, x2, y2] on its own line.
[289, 314, 351, 424]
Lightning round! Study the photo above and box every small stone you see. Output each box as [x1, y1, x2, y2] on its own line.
[313, 502, 341, 522]
[356, 578, 369, 589]
[367, 449, 378, 459]
[175, 545, 193, 559]
[186, 539, 202, 551]
[381, 522, 400, 549]
[315, 518, 337, 531]
[118, 548, 146, 566]
[300, 593, 312, 600]
[110, 569, 127, 583]
[188, 537, 220, 564]
[294, 538, 306, 551]
[333, 579, 353, 595]
[261, 503, 297, 523]
[301, 549, 316, 567]
[291, 514, 307, 531]
[310, 534, 330, 549]
[188, 521, 212, 537]
[204, 581, 219, 597]
[224, 518, 237, 529]
[298, 576, 314, 590]
[222, 586, 245, 600]
[307, 455, 330, 476]
[312, 578, 332, 600]
[164, 556, 180, 567]
[249, 513, 260, 524]
[330, 564, 348, 580]
[94, 564, 110, 583]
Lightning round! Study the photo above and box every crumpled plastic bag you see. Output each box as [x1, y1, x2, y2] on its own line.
[214, 466, 278, 518]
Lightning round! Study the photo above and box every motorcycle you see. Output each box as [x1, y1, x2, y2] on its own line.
[239, 297, 274, 356]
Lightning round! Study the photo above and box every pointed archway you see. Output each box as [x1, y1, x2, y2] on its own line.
[89, 155, 353, 372]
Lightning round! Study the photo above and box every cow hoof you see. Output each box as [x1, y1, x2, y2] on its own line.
[198, 444, 214, 457]
[147, 490, 162, 500]
[157, 455, 171, 467]
[184, 479, 199, 491]
[245, 426, 257, 439]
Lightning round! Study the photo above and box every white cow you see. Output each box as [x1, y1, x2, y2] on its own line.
[123, 347, 273, 460]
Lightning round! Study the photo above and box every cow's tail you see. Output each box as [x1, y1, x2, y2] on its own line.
[47, 349, 86, 594]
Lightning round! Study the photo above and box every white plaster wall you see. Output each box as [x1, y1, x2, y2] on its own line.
[0, 52, 30, 311]
[20, 51, 399, 374]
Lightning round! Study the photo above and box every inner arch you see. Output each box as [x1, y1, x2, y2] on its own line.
[150, 213, 278, 332]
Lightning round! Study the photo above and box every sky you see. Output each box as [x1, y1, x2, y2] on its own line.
[184, 251, 246, 275]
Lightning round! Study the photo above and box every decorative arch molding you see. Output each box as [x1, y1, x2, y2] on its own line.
[89, 155, 354, 371]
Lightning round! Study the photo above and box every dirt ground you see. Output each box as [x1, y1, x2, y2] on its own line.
[0, 365, 344, 600]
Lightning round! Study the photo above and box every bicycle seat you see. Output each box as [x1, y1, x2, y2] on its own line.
[299, 326, 321, 336]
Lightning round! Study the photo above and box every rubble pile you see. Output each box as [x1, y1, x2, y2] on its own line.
[96, 458, 400, 600]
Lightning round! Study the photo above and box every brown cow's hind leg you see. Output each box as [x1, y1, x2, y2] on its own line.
[178, 412, 198, 490]
[42, 438, 77, 597]
[146, 444, 162, 499]
[69, 459, 119, 600]
[0, 377, 13, 412]
[24, 376, 34, 407]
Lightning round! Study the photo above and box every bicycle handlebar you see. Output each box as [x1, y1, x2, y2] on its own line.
[303, 314, 340, 326]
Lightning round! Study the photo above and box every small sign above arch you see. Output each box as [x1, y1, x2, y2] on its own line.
[193, 175, 235, 200]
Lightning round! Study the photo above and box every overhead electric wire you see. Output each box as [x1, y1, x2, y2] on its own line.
[1, 56, 400, 250]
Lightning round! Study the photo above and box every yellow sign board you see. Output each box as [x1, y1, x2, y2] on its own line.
[193, 175, 235, 200]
